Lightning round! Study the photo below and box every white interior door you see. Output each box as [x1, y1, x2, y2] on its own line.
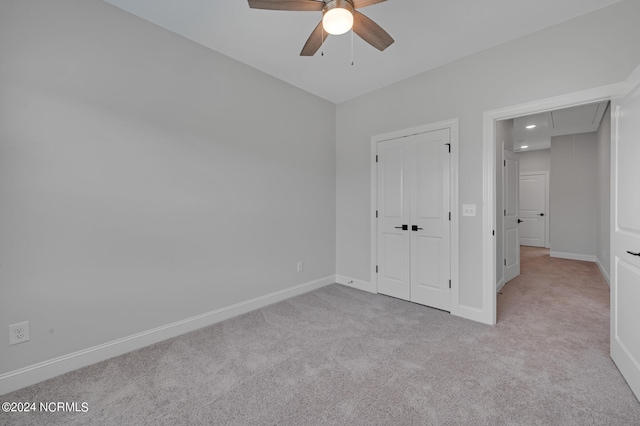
[377, 139, 411, 300]
[503, 150, 520, 283]
[377, 129, 451, 310]
[519, 173, 546, 247]
[410, 131, 451, 311]
[611, 74, 640, 400]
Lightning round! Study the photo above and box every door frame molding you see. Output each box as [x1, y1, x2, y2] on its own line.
[519, 171, 550, 249]
[482, 83, 626, 325]
[370, 118, 460, 316]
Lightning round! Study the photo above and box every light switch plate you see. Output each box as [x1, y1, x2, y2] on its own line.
[462, 204, 476, 217]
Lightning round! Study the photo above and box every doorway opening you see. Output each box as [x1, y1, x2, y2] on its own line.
[495, 100, 611, 307]
[481, 82, 623, 326]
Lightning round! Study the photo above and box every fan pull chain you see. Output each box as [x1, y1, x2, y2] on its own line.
[351, 29, 354, 65]
[321, 26, 324, 56]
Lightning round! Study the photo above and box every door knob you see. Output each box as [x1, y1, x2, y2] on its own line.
[394, 225, 408, 231]
[517, 219, 523, 223]
[627, 250, 640, 257]
[412, 225, 423, 231]
[538, 213, 545, 216]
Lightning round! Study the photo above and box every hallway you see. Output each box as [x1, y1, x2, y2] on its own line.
[498, 246, 609, 323]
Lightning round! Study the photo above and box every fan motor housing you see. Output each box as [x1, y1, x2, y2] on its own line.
[323, 0, 355, 16]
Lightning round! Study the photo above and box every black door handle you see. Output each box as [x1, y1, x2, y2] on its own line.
[412, 225, 423, 231]
[627, 251, 640, 257]
[394, 225, 408, 231]
[517, 219, 523, 223]
[538, 213, 545, 216]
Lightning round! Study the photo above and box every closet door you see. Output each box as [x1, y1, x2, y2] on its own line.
[377, 139, 411, 300]
[410, 129, 451, 311]
[376, 129, 451, 310]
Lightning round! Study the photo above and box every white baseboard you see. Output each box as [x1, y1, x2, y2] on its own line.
[550, 251, 597, 262]
[335, 275, 492, 325]
[456, 304, 491, 325]
[595, 258, 610, 286]
[0, 275, 335, 396]
[496, 278, 506, 293]
[335, 275, 376, 293]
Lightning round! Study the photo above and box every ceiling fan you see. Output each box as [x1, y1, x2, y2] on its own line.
[248, 0, 394, 56]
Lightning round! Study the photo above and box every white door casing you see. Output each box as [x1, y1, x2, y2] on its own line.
[503, 150, 520, 283]
[519, 172, 548, 247]
[611, 72, 640, 401]
[376, 129, 451, 311]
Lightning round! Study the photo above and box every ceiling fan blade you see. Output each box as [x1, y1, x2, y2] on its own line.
[352, 0, 387, 9]
[300, 20, 329, 56]
[248, 0, 324, 11]
[352, 10, 394, 51]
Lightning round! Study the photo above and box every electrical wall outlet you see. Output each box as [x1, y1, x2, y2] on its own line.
[297, 261, 304, 273]
[9, 321, 30, 346]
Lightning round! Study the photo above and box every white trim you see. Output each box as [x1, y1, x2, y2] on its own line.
[550, 251, 597, 262]
[496, 277, 506, 293]
[455, 305, 487, 324]
[620, 63, 640, 95]
[370, 118, 460, 315]
[335, 275, 375, 293]
[483, 82, 625, 325]
[499, 141, 505, 292]
[0, 275, 335, 395]
[519, 171, 550, 248]
[596, 258, 610, 286]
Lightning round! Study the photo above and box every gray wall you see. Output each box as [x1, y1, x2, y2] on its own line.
[335, 1, 640, 311]
[0, 0, 633, 378]
[549, 133, 598, 257]
[518, 149, 551, 173]
[596, 104, 611, 280]
[0, 0, 336, 374]
[495, 120, 514, 286]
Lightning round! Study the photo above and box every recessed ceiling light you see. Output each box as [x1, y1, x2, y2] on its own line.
[520, 145, 529, 149]
[526, 125, 536, 129]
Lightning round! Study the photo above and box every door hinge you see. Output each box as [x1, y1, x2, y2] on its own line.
[504, 259, 507, 266]
[504, 209, 506, 216]
[376, 210, 378, 218]
[449, 279, 451, 289]
[492, 230, 495, 236]
[449, 212, 451, 221]
[504, 160, 506, 166]
[445, 143, 451, 153]
[376, 155, 378, 163]
[376, 265, 378, 273]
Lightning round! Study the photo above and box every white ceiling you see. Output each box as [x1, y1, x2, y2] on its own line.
[512, 101, 609, 152]
[102, 0, 622, 103]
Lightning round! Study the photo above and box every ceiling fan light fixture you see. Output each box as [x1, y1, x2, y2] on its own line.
[322, 0, 354, 35]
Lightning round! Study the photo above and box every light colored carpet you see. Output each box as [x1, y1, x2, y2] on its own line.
[2, 246, 639, 425]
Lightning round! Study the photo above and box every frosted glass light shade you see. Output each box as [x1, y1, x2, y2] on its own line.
[322, 8, 353, 35]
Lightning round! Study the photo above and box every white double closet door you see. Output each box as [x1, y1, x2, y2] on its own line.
[377, 129, 451, 311]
